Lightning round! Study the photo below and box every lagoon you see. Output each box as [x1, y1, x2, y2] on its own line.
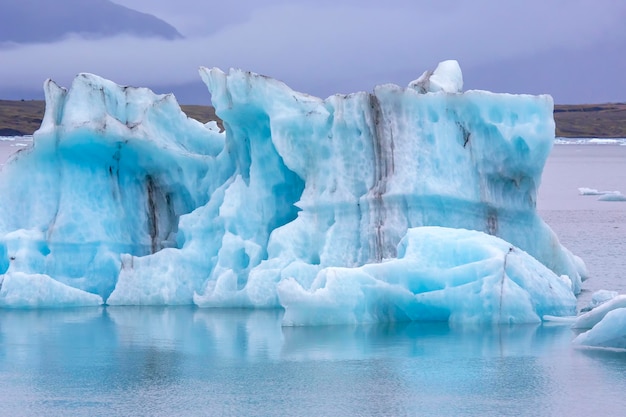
[1, 307, 626, 417]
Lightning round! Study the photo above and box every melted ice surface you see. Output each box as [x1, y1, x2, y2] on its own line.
[0, 61, 585, 325]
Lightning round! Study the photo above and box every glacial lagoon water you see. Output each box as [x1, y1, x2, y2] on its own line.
[1, 308, 626, 417]
[0, 141, 625, 416]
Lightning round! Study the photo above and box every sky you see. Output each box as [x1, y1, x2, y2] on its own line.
[1, 0, 625, 104]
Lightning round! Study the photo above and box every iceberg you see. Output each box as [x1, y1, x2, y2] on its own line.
[0, 61, 584, 324]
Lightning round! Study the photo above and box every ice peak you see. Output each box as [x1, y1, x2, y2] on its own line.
[409, 60, 463, 94]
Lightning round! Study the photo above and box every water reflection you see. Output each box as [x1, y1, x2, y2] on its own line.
[0, 307, 624, 417]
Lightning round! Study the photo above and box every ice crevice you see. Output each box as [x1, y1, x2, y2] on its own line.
[367, 93, 395, 263]
[0, 60, 587, 325]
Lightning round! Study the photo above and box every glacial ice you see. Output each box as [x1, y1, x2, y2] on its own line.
[572, 295, 626, 330]
[278, 227, 575, 325]
[573, 308, 626, 350]
[579, 187, 626, 201]
[578, 187, 613, 196]
[0, 61, 586, 324]
[598, 192, 626, 202]
[573, 295, 626, 350]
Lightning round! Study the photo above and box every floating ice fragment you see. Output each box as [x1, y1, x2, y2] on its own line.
[598, 192, 626, 202]
[577, 187, 616, 196]
[578, 187, 626, 201]
[573, 307, 626, 350]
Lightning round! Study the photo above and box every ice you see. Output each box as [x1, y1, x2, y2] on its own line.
[0, 272, 102, 308]
[597, 192, 626, 202]
[0, 62, 586, 324]
[578, 187, 626, 201]
[0, 136, 33, 141]
[572, 295, 626, 330]
[573, 306, 626, 350]
[581, 289, 618, 312]
[572, 295, 626, 350]
[409, 60, 463, 94]
[278, 227, 576, 325]
[578, 187, 612, 196]
[555, 138, 626, 146]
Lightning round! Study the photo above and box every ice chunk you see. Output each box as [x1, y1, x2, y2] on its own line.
[572, 294, 626, 350]
[0, 62, 585, 325]
[0, 272, 103, 308]
[278, 227, 576, 326]
[578, 187, 626, 201]
[578, 187, 610, 195]
[598, 191, 626, 202]
[573, 307, 626, 350]
[409, 60, 463, 93]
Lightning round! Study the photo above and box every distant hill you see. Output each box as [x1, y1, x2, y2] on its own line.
[554, 103, 626, 138]
[0, 100, 624, 138]
[0, 0, 182, 44]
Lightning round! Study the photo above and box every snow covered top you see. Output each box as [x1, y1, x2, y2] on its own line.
[409, 60, 463, 93]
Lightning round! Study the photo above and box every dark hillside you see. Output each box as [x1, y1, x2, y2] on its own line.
[554, 103, 626, 137]
[0, 100, 45, 136]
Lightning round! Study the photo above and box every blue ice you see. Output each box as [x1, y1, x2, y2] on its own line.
[0, 61, 585, 325]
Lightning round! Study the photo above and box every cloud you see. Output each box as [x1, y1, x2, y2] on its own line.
[1, 0, 624, 100]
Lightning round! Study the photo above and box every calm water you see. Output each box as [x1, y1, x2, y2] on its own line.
[0, 141, 625, 416]
[539, 144, 626, 309]
[1, 308, 625, 417]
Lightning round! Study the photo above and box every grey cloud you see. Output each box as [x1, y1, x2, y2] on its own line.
[1, 0, 624, 103]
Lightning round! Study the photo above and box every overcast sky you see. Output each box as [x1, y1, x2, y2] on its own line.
[1, 0, 625, 104]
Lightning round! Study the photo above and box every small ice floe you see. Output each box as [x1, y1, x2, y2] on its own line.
[598, 192, 626, 202]
[578, 187, 616, 196]
[571, 294, 626, 350]
[0, 135, 33, 142]
[588, 138, 626, 145]
[578, 188, 626, 202]
[572, 295, 626, 330]
[547, 291, 626, 349]
[573, 310, 626, 350]
[555, 138, 626, 146]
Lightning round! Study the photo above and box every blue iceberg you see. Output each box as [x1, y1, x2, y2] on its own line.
[0, 61, 584, 324]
